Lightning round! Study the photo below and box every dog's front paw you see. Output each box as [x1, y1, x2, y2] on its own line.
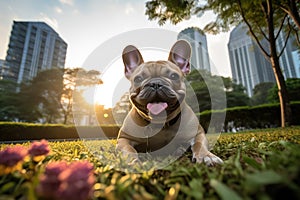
[193, 152, 223, 166]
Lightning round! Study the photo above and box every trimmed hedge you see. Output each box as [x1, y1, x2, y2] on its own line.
[1, 102, 299, 141]
[199, 102, 300, 132]
[0, 122, 120, 141]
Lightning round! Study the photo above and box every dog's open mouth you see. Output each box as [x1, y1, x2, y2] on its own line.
[147, 102, 168, 115]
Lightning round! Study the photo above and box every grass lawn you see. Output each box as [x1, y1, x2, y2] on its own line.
[0, 126, 300, 199]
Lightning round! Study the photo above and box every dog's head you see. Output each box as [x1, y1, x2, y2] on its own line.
[122, 40, 191, 123]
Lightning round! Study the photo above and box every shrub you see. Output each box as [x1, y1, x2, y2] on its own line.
[199, 102, 300, 132]
[0, 122, 119, 141]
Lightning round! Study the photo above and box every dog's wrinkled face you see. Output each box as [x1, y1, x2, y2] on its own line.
[122, 40, 192, 122]
[129, 61, 186, 121]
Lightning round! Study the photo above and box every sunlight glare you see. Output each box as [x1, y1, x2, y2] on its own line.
[82, 49, 169, 108]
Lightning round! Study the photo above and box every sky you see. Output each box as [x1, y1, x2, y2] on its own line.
[0, 0, 232, 107]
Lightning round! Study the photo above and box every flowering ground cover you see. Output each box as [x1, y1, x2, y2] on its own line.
[0, 127, 300, 199]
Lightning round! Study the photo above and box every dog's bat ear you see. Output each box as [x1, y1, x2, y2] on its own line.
[122, 45, 144, 79]
[168, 40, 191, 75]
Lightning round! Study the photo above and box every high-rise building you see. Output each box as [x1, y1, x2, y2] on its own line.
[277, 31, 300, 79]
[4, 21, 67, 84]
[0, 59, 4, 71]
[228, 24, 275, 96]
[228, 23, 299, 96]
[292, 51, 300, 78]
[0, 59, 12, 80]
[0, 59, 4, 79]
[178, 27, 211, 72]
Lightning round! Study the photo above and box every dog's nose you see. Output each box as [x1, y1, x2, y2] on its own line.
[150, 82, 163, 90]
[146, 80, 163, 90]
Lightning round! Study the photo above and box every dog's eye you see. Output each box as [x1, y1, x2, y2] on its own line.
[134, 76, 143, 84]
[170, 73, 180, 80]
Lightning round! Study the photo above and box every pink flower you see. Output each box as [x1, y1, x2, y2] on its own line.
[59, 161, 94, 182]
[28, 139, 50, 157]
[0, 145, 27, 167]
[36, 161, 95, 200]
[44, 161, 68, 177]
[58, 161, 95, 200]
[0, 145, 27, 175]
[36, 161, 68, 198]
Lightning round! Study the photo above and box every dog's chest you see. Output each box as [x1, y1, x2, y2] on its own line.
[134, 124, 178, 152]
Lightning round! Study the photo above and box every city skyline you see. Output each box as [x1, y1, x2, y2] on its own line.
[0, 0, 231, 78]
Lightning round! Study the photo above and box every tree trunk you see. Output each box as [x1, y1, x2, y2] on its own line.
[63, 114, 68, 124]
[270, 56, 292, 127]
[287, 0, 300, 29]
[62, 107, 71, 124]
[267, 0, 292, 127]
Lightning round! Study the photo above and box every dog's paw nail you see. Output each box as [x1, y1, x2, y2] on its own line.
[192, 155, 203, 164]
[192, 157, 197, 163]
[212, 156, 223, 164]
[204, 157, 213, 166]
[205, 155, 223, 166]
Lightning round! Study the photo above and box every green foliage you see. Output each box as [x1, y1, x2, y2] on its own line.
[199, 102, 300, 132]
[210, 179, 243, 200]
[0, 122, 119, 141]
[145, 0, 195, 25]
[1, 127, 300, 199]
[186, 70, 226, 112]
[0, 80, 20, 121]
[251, 82, 275, 105]
[145, 0, 299, 37]
[18, 68, 65, 123]
[186, 70, 249, 112]
[226, 83, 250, 108]
[268, 78, 300, 103]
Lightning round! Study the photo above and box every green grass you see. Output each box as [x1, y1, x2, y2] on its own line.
[1, 126, 300, 199]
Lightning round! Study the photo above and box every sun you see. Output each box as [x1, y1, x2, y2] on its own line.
[81, 58, 128, 108]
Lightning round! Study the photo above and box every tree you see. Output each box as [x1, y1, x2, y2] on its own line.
[226, 82, 250, 108]
[186, 70, 249, 112]
[275, 0, 300, 44]
[221, 76, 250, 108]
[251, 82, 275, 105]
[268, 78, 300, 103]
[0, 80, 20, 121]
[17, 68, 102, 124]
[145, 0, 298, 127]
[276, 0, 300, 29]
[62, 68, 102, 124]
[186, 70, 223, 112]
[18, 68, 64, 123]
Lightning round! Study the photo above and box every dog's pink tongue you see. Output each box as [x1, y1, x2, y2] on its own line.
[147, 102, 168, 115]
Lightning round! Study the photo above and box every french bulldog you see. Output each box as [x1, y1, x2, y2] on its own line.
[116, 40, 223, 166]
